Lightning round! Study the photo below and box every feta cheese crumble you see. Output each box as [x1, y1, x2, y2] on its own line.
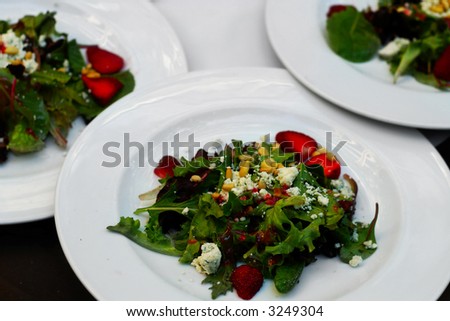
[348, 255, 363, 267]
[276, 166, 299, 187]
[0, 29, 39, 75]
[363, 240, 378, 250]
[191, 243, 222, 275]
[378, 37, 410, 59]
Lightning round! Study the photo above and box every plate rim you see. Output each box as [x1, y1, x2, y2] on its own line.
[55, 67, 450, 300]
[265, 0, 450, 130]
[0, 0, 188, 224]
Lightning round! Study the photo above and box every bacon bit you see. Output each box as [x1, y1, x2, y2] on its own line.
[273, 187, 283, 197]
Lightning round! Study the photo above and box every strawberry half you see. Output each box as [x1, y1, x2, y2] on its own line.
[82, 75, 123, 105]
[230, 265, 263, 300]
[433, 45, 450, 82]
[275, 130, 317, 161]
[86, 45, 124, 74]
[154, 155, 181, 179]
[305, 153, 341, 179]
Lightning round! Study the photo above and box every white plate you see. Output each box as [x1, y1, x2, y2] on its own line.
[265, 0, 450, 129]
[55, 68, 450, 300]
[0, 0, 187, 224]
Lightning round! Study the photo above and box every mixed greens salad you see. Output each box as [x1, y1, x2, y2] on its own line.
[108, 131, 378, 300]
[326, 0, 450, 89]
[0, 12, 134, 163]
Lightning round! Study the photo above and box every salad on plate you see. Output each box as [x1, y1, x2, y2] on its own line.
[0, 11, 134, 163]
[108, 130, 378, 300]
[326, 0, 450, 89]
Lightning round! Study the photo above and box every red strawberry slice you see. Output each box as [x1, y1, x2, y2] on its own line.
[275, 130, 317, 161]
[305, 153, 341, 179]
[154, 155, 181, 179]
[82, 75, 123, 105]
[326, 5, 354, 18]
[433, 45, 450, 82]
[86, 45, 124, 74]
[230, 265, 263, 300]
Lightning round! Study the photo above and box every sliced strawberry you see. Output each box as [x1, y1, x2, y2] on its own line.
[154, 155, 181, 179]
[326, 5, 354, 18]
[230, 265, 263, 300]
[86, 45, 124, 74]
[275, 130, 317, 161]
[433, 45, 450, 82]
[82, 75, 123, 105]
[305, 153, 341, 179]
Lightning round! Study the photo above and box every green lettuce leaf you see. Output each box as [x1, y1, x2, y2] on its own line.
[327, 7, 381, 62]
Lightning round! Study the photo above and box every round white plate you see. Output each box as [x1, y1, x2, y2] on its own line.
[265, 0, 450, 129]
[55, 68, 450, 300]
[0, 0, 187, 224]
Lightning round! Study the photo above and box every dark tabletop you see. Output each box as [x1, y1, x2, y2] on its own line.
[1, 137, 450, 301]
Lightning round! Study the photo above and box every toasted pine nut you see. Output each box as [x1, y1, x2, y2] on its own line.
[190, 175, 202, 183]
[222, 183, 235, 192]
[225, 166, 232, 179]
[5, 46, 19, 55]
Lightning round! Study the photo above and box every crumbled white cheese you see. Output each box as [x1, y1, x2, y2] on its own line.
[227, 172, 257, 197]
[317, 194, 329, 206]
[363, 240, 378, 249]
[258, 171, 275, 188]
[182, 207, 189, 215]
[0, 29, 39, 75]
[331, 179, 354, 199]
[286, 186, 301, 196]
[378, 37, 410, 59]
[191, 243, 222, 275]
[259, 188, 269, 198]
[276, 166, 299, 187]
[349, 255, 363, 267]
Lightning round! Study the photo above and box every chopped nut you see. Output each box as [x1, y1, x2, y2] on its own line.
[225, 166, 232, 179]
[238, 154, 253, 162]
[5, 46, 19, 55]
[190, 175, 202, 183]
[258, 146, 268, 156]
[25, 51, 33, 60]
[222, 183, 235, 192]
[10, 59, 22, 65]
[239, 165, 249, 177]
